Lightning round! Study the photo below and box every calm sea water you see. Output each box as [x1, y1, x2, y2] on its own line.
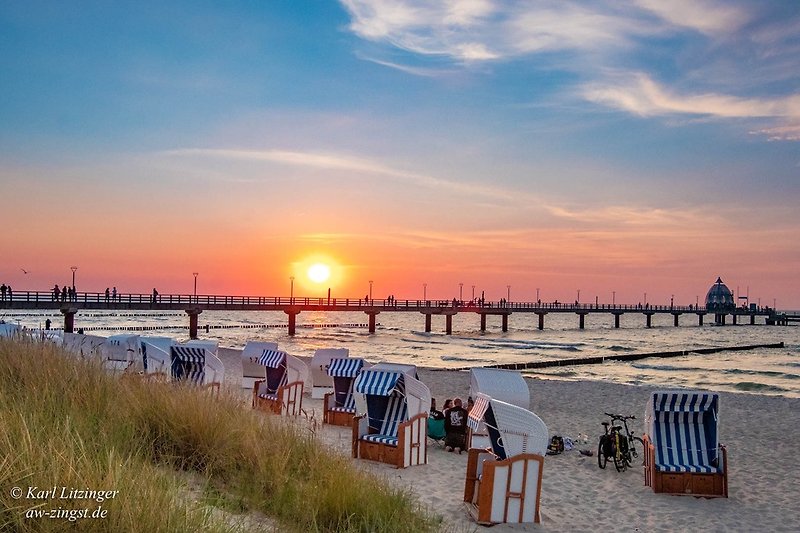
[4, 309, 798, 398]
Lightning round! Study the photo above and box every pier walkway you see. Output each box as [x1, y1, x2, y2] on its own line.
[0, 290, 781, 338]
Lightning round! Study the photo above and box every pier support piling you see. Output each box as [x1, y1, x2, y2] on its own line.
[501, 314, 509, 332]
[480, 314, 487, 332]
[285, 308, 300, 336]
[645, 313, 654, 328]
[536, 312, 546, 330]
[750, 314, 755, 325]
[613, 312, 623, 329]
[366, 311, 379, 334]
[445, 313, 453, 335]
[672, 313, 680, 327]
[578, 312, 587, 330]
[61, 307, 77, 334]
[424, 314, 432, 333]
[732, 313, 738, 325]
[186, 308, 202, 339]
[698, 313, 705, 326]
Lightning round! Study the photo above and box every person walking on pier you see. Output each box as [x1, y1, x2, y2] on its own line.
[105, 288, 110, 302]
[152, 288, 159, 304]
[52, 284, 60, 301]
[112, 287, 117, 301]
[0, 284, 6, 302]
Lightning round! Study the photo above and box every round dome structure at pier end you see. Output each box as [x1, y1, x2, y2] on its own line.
[705, 277, 735, 311]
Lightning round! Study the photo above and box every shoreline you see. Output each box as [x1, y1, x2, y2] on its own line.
[219, 347, 800, 531]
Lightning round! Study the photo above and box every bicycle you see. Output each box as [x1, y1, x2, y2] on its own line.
[597, 412, 645, 472]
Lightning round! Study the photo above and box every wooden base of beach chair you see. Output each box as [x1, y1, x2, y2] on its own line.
[253, 380, 304, 416]
[323, 393, 355, 426]
[643, 435, 728, 498]
[352, 413, 428, 469]
[463, 448, 544, 525]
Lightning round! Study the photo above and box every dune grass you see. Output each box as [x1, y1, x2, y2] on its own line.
[0, 337, 440, 532]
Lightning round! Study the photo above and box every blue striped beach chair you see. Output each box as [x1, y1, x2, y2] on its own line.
[463, 393, 549, 525]
[252, 349, 308, 416]
[169, 345, 224, 394]
[323, 357, 366, 426]
[643, 391, 728, 497]
[351, 368, 430, 468]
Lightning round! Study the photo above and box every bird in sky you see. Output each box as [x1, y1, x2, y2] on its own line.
[20, 268, 30, 274]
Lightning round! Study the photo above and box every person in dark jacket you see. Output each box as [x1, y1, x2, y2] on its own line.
[444, 397, 468, 453]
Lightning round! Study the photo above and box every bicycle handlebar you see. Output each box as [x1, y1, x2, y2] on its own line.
[604, 412, 636, 421]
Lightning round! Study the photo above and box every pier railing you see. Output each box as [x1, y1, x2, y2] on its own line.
[0, 290, 730, 312]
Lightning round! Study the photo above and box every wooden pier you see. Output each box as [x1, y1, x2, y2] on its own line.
[0, 290, 781, 339]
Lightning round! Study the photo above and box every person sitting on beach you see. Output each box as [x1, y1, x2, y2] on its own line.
[442, 398, 453, 416]
[444, 398, 468, 453]
[429, 398, 445, 420]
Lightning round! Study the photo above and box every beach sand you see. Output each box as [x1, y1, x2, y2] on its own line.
[218, 348, 800, 532]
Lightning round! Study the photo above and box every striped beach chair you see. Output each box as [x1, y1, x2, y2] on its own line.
[252, 349, 308, 416]
[351, 367, 430, 468]
[311, 348, 349, 399]
[323, 357, 367, 426]
[169, 345, 224, 393]
[240, 341, 278, 389]
[463, 393, 549, 525]
[643, 391, 727, 497]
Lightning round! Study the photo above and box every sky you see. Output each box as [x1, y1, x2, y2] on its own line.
[1, 1, 798, 308]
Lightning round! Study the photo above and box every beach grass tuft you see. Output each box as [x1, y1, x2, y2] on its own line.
[0, 337, 439, 532]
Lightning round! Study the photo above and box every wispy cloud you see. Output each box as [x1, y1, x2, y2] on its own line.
[161, 147, 526, 203]
[582, 72, 800, 139]
[634, 0, 748, 35]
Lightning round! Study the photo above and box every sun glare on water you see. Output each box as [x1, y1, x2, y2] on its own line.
[307, 263, 331, 283]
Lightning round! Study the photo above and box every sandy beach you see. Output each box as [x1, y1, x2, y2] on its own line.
[218, 347, 800, 532]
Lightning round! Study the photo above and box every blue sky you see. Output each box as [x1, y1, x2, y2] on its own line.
[1, 1, 798, 306]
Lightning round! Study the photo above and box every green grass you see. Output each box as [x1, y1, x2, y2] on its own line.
[0, 337, 440, 532]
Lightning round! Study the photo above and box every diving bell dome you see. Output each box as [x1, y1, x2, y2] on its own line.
[705, 277, 735, 311]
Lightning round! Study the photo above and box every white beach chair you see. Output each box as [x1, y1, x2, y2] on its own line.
[643, 390, 727, 497]
[323, 357, 369, 426]
[463, 393, 549, 525]
[310, 347, 349, 399]
[241, 341, 278, 389]
[103, 334, 141, 374]
[351, 367, 430, 468]
[468, 368, 530, 449]
[252, 349, 308, 416]
[140, 336, 177, 377]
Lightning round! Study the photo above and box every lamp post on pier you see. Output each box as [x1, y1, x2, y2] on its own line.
[193, 272, 198, 302]
[471, 285, 475, 300]
[459, 283, 463, 301]
[577, 289, 580, 304]
[536, 288, 540, 302]
[290, 276, 294, 303]
[369, 280, 373, 300]
[423, 283, 427, 301]
[507, 285, 511, 303]
[612, 291, 616, 306]
[70, 266, 78, 290]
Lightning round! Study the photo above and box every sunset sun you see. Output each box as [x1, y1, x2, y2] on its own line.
[307, 262, 331, 283]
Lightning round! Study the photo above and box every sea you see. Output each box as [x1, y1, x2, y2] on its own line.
[3, 309, 798, 398]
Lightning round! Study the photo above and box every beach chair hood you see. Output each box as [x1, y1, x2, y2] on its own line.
[468, 393, 548, 460]
[352, 369, 430, 420]
[469, 368, 530, 409]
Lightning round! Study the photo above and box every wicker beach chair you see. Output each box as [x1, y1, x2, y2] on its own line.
[351, 367, 430, 468]
[241, 341, 278, 389]
[323, 357, 368, 426]
[468, 368, 530, 449]
[311, 348, 349, 399]
[463, 393, 549, 525]
[252, 349, 308, 416]
[643, 391, 728, 497]
[170, 345, 224, 393]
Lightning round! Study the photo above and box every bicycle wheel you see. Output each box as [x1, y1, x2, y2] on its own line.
[597, 439, 607, 469]
[629, 436, 645, 463]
